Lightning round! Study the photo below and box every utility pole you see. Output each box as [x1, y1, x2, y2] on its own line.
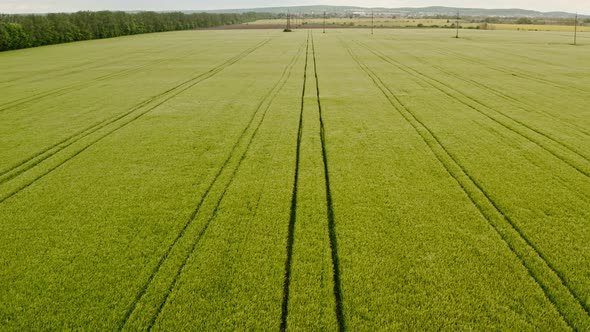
[574, 13, 578, 45]
[286, 10, 291, 31]
[323, 11, 326, 34]
[455, 10, 460, 38]
[372, 10, 375, 35]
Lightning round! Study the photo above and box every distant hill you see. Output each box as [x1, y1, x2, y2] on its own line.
[196, 5, 588, 19]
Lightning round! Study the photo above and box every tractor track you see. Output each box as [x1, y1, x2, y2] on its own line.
[311, 33, 345, 332]
[118, 39, 304, 331]
[439, 48, 590, 95]
[0, 42, 156, 86]
[0, 44, 252, 179]
[398, 49, 590, 139]
[358, 41, 590, 179]
[0, 47, 202, 113]
[0, 41, 262, 179]
[0, 39, 271, 205]
[345, 40, 590, 330]
[280, 32, 345, 332]
[280, 32, 309, 332]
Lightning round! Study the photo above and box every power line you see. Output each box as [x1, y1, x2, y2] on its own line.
[574, 13, 578, 45]
[455, 10, 460, 38]
[285, 10, 291, 32]
[372, 10, 375, 35]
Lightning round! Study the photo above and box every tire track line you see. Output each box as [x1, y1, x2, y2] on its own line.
[145, 43, 303, 332]
[0, 43, 147, 86]
[401, 50, 590, 138]
[0, 46, 171, 109]
[0, 56, 120, 88]
[0, 47, 200, 113]
[0, 46, 238, 182]
[363, 41, 590, 163]
[0, 98, 153, 180]
[473, 119, 590, 204]
[0, 49, 228, 178]
[118, 40, 305, 331]
[1, 61, 131, 111]
[439, 48, 590, 95]
[0, 41, 270, 179]
[400, 50, 590, 162]
[358, 39, 590, 316]
[312, 32, 345, 332]
[0, 44, 260, 179]
[358, 41, 590, 178]
[0, 59, 97, 86]
[280, 32, 309, 332]
[0, 94, 165, 183]
[345, 41, 590, 329]
[0, 39, 270, 205]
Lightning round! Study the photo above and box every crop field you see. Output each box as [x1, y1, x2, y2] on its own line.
[252, 18, 590, 32]
[1, 28, 590, 330]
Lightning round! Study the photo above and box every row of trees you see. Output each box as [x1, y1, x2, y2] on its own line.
[0, 11, 271, 51]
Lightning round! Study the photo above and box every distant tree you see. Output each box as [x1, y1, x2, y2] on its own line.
[478, 23, 494, 30]
[1, 22, 29, 49]
[0, 23, 9, 50]
[0, 11, 270, 51]
[516, 17, 533, 24]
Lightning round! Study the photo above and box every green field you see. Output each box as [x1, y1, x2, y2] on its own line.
[1, 28, 589, 330]
[252, 18, 590, 32]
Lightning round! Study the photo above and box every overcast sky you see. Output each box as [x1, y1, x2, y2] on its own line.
[1, 1, 588, 15]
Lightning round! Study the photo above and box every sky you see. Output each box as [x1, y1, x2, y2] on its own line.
[1, 0, 588, 15]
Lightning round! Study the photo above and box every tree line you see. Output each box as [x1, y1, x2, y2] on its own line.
[0, 11, 271, 51]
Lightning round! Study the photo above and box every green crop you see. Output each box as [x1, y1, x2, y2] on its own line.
[1, 28, 589, 330]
